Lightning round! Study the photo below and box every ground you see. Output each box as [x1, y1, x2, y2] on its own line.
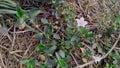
[0, 0, 120, 68]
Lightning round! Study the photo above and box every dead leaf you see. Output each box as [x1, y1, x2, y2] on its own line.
[18, 22, 26, 30]
[39, 55, 46, 61]
[82, 58, 87, 63]
[0, 24, 1, 28]
[80, 48, 86, 56]
[35, 25, 39, 28]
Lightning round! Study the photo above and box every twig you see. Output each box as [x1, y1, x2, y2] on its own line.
[0, 52, 6, 68]
[13, 56, 19, 62]
[0, 45, 22, 58]
[77, 0, 84, 12]
[75, 34, 120, 68]
[11, 26, 16, 49]
[13, 53, 23, 58]
[101, 34, 120, 59]
[111, 0, 120, 8]
[82, 42, 94, 53]
[22, 43, 33, 58]
[7, 34, 12, 42]
[70, 52, 79, 66]
[0, 35, 4, 42]
[75, 60, 94, 68]
[0, 45, 8, 51]
[25, 24, 40, 33]
[8, 25, 13, 31]
[10, 50, 23, 54]
[115, 47, 120, 50]
[10, 30, 31, 34]
[27, 49, 35, 58]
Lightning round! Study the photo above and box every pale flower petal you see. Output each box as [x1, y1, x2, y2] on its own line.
[75, 19, 80, 24]
[84, 21, 88, 25]
[75, 17, 88, 27]
[92, 55, 102, 63]
[80, 17, 84, 22]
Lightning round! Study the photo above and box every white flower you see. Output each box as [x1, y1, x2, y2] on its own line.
[75, 17, 88, 27]
[92, 55, 102, 63]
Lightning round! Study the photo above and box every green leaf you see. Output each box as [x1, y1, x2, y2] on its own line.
[59, 50, 65, 58]
[35, 33, 43, 40]
[15, 18, 24, 26]
[111, 0, 118, 3]
[48, 46, 57, 54]
[77, 42, 82, 47]
[65, 41, 72, 49]
[28, 9, 42, 23]
[71, 35, 78, 41]
[41, 18, 48, 24]
[109, 53, 119, 60]
[106, 27, 115, 37]
[0, 9, 16, 14]
[64, 55, 71, 63]
[36, 43, 45, 51]
[29, 9, 42, 18]
[116, 22, 120, 27]
[0, 1, 16, 9]
[85, 50, 92, 57]
[109, 64, 115, 68]
[20, 60, 29, 64]
[113, 59, 118, 64]
[87, 32, 94, 38]
[49, 40, 57, 46]
[26, 60, 35, 68]
[56, 52, 61, 60]
[46, 58, 56, 67]
[16, 6, 24, 18]
[45, 32, 51, 38]
[34, 0, 43, 2]
[53, 33, 60, 39]
[0, 4, 15, 10]
[58, 59, 67, 68]
[43, 65, 48, 68]
[80, 28, 88, 36]
[0, 0, 16, 7]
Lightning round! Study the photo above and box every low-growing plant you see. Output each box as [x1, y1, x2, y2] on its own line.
[0, 0, 120, 68]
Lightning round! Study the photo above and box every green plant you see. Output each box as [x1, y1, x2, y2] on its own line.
[26, 60, 35, 68]
[1, 0, 120, 68]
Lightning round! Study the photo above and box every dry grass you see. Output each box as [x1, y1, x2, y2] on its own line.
[0, 0, 120, 68]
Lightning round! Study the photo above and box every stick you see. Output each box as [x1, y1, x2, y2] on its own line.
[75, 34, 120, 68]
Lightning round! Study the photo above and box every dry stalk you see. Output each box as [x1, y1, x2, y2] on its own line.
[75, 34, 120, 68]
